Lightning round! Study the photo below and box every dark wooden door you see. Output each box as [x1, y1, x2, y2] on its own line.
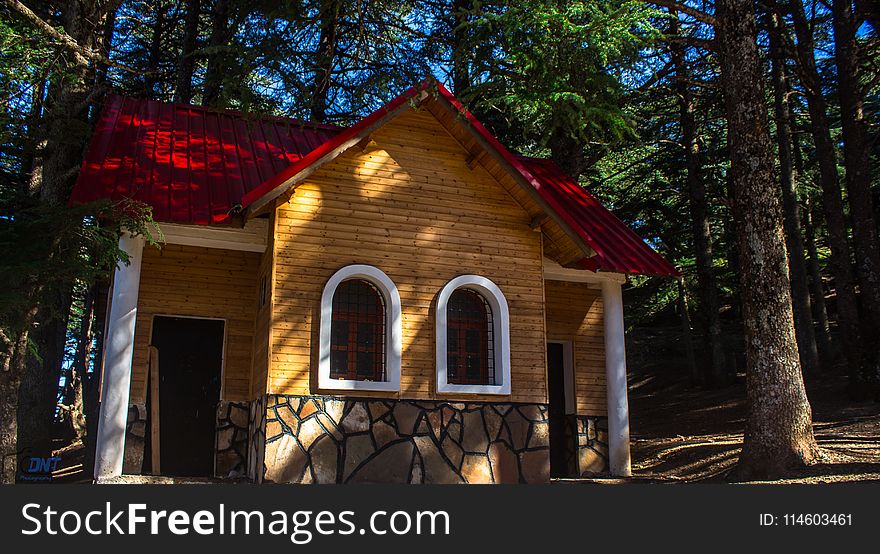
[151, 316, 224, 477]
[547, 342, 569, 478]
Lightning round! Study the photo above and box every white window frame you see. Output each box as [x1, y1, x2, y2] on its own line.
[318, 264, 402, 392]
[436, 275, 511, 395]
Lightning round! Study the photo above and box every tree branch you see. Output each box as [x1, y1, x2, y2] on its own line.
[1, 0, 142, 74]
[649, 0, 717, 26]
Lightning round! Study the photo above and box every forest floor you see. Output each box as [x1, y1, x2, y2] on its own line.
[627, 369, 880, 483]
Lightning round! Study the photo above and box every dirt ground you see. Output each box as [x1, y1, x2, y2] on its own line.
[628, 369, 880, 483]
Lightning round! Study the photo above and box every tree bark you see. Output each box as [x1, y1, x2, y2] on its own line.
[310, 0, 342, 123]
[767, 9, 820, 375]
[451, 0, 472, 96]
[787, 0, 864, 377]
[802, 196, 835, 369]
[144, 3, 165, 96]
[832, 0, 880, 376]
[716, 0, 818, 478]
[669, 11, 725, 385]
[678, 277, 699, 384]
[202, 0, 230, 106]
[0, 306, 35, 484]
[173, 0, 201, 104]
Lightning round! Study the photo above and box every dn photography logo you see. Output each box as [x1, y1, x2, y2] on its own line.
[17, 449, 61, 482]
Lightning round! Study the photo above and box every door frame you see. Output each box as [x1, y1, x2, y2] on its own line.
[546, 339, 575, 414]
[147, 313, 228, 477]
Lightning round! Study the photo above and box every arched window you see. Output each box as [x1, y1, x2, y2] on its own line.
[330, 279, 386, 381]
[446, 289, 494, 385]
[436, 275, 511, 395]
[319, 265, 401, 391]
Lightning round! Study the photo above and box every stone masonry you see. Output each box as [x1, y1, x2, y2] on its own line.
[121, 400, 251, 478]
[261, 395, 552, 484]
[573, 415, 608, 476]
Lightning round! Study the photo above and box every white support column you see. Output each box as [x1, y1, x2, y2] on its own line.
[601, 279, 632, 477]
[94, 232, 145, 480]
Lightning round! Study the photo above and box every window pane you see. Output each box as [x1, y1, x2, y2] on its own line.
[446, 288, 493, 385]
[448, 355, 459, 379]
[330, 351, 348, 377]
[356, 352, 374, 378]
[358, 322, 375, 347]
[465, 329, 480, 353]
[331, 322, 348, 346]
[447, 328, 458, 351]
[330, 278, 386, 381]
[466, 355, 481, 379]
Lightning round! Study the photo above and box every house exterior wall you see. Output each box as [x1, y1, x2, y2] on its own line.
[266, 109, 548, 404]
[543, 279, 607, 415]
[129, 243, 261, 402]
[544, 279, 610, 475]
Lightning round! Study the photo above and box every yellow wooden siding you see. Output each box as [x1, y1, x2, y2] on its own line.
[268, 108, 548, 403]
[423, 99, 587, 267]
[544, 279, 607, 415]
[130, 244, 260, 402]
[249, 215, 274, 399]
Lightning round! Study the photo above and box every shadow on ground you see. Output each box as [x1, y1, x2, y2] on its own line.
[628, 370, 880, 483]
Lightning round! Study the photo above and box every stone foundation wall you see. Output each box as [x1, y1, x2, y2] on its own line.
[122, 403, 148, 474]
[248, 395, 267, 483]
[121, 400, 252, 478]
[262, 395, 551, 484]
[574, 415, 608, 476]
[215, 401, 250, 478]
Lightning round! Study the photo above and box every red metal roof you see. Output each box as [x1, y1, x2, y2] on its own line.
[70, 95, 340, 224]
[71, 84, 678, 277]
[517, 157, 679, 277]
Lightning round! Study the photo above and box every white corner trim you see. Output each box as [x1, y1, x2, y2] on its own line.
[155, 219, 268, 253]
[94, 232, 145, 480]
[543, 257, 626, 284]
[436, 275, 511, 395]
[602, 279, 632, 477]
[318, 264, 402, 392]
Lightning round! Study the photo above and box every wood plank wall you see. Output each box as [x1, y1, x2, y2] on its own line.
[250, 214, 274, 399]
[267, 109, 549, 404]
[130, 244, 261, 402]
[543, 280, 607, 415]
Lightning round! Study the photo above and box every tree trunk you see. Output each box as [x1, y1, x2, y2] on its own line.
[8, 0, 108, 479]
[144, 2, 165, 96]
[787, 0, 863, 378]
[767, 9, 820, 375]
[678, 277, 699, 384]
[173, 0, 201, 104]
[93, 3, 117, 96]
[82, 280, 109, 478]
[669, 11, 725, 385]
[310, 0, 342, 123]
[0, 307, 35, 484]
[832, 0, 880, 376]
[451, 0, 471, 95]
[803, 198, 835, 370]
[18, 292, 72, 465]
[66, 288, 95, 441]
[202, 0, 230, 106]
[717, 0, 819, 478]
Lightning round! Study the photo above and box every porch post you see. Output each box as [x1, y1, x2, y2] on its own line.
[94, 232, 145, 480]
[601, 279, 632, 477]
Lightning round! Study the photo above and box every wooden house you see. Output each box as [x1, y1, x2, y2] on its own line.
[70, 79, 678, 484]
